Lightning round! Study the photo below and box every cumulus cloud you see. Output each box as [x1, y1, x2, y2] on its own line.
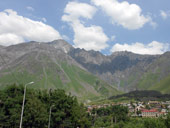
[62, 1, 108, 51]
[0, 9, 61, 46]
[62, 1, 97, 23]
[111, 41, 169, 55]
[72, 22, 108, 51]
[0, 33, 24, 46]
[91, 0, 151, 30]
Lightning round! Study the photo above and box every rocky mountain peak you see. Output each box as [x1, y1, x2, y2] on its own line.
[0, 39, 170, 94]
[110, 51, 158, 61]
[48, 39, 73, 53]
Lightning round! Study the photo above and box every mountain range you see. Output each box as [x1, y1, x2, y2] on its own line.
[0, 39, 170, 101]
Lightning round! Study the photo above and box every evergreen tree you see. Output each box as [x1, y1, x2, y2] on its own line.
[0, 85, 90, 128]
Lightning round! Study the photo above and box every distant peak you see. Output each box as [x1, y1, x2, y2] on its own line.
[111, 51, 134, 56]
[48, 39, 70, 46]
[50, 39, 66, 43]
[0, 45, 5, 48]
[48, 39, 73, 53]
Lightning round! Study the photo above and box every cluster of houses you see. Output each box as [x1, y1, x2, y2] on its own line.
[128, 101, 170, 117]
[87, 101, 170, 118]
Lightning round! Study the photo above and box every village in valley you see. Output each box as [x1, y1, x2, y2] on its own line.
[87, 100, 170, 118]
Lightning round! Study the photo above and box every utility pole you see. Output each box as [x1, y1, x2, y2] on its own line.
[19, 82, 34, 128]
[48, 105, 55, 128]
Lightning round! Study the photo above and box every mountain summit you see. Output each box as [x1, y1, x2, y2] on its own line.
[0, 40, 170, 101]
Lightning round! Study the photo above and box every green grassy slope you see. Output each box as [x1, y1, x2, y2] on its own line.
[0, 53, 120, 102]
[149, 74, 170, 94]
[134, 52, 170, 91]
[137, 72, 160, 90]
[60, 62, 119, 100]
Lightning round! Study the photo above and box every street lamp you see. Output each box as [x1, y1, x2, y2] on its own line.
[48, 105, 55, 128]
[19, 81, 34, 128]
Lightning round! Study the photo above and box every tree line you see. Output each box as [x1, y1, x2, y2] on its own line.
[90, 105, 170, 128]
[0, 84, 91, 128]
[0, 84, 170, 128]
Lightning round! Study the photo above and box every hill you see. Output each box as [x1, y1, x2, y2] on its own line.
[0, 40, 119, 102]
[109, 90, 170, 101]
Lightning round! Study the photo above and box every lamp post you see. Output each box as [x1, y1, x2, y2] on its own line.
[48, 105, 55, 128]
[19, 82, 34, 128]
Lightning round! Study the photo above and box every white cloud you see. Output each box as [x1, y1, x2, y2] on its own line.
[111, 41, 169, 55]
[160, 10, 167, 19]
[0, 9, 61, 46]
[91, 0, 151, 30]
[147, 16, 158, 29]
[62, 1, 108, 51]
[0, 33, 24, 46]
[72, 23, 108, 51]
[160, 10, 170, 20]
[62, 1, 97, 23]
[150, 20, 157, 29]
[26, 6, 34, 11]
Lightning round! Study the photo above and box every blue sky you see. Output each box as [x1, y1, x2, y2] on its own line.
[0, 0, 170, 55]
